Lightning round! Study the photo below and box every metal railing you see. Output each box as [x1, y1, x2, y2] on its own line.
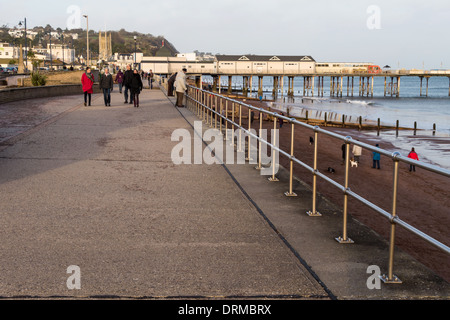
[183, 84, 450, 284]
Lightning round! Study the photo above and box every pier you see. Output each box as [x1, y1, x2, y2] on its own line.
[142, 55, 450, 98]
[204, 73, 450, 99]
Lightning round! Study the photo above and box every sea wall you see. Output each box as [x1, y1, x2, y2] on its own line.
[0, 84, 100, 105]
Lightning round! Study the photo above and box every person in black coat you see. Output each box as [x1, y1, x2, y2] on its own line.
[99, 68, 114, 106]
[130, 69, 143, 108]
[123, 64, 134, 104]
[167, 72, 177, 96]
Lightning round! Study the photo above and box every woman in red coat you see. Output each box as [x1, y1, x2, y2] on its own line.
[81, 67, 94, 106]
[407, 147, 419, 172]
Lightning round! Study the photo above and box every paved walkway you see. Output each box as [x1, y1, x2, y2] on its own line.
[0, 86, 448, 299]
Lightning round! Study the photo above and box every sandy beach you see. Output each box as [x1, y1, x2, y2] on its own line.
[233, 98, 450, 283]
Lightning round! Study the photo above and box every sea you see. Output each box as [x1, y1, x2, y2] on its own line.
[203, 75, 450, 169]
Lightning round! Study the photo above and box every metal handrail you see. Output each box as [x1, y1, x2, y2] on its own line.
[183, 85, 450, 284]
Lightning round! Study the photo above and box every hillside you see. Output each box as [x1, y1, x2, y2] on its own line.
[0, 25, 179, 59]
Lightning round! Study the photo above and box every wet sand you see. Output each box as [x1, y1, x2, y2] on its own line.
[235, 98, 450, 283]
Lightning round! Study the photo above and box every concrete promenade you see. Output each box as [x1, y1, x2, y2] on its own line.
[0, 85, 448, 299]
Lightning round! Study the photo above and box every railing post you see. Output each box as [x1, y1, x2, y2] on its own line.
[238, 104, 243, 152]
[381, 152, 402, 284]
[285, 120, 297, 196]
[230, 102, 236, 147]
[206, 93, 209, 124]
[255, 108, 263, 170]
[210, 94, 214, 127]
[336, 137, 354, 243]
[214, 95, 218, 130]
[203, 91, 207, 122]
[307, 127, 321, 216]
[219, 96, 223, 135]
[224, 100, 229, 141]
[246, 108, 252, 161]
[197, 88, 200, 116]
[268, 114, 279, 182]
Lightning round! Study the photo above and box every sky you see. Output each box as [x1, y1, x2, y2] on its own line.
[1, 0, 450, 69]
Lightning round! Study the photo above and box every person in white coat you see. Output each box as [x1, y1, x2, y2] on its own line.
[352, 141, 362, 163]
[174, 68, 187, 107]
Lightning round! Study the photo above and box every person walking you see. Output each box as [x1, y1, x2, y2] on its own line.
[148, 69, 154, 89]
[115, 69, 124, 94]
[278, 112, 284, 128]
[407, 147, 419, 172]
[352, 141, 362, 163]
[130, 69, 143, 108]
[174, 68, 187, 107]
[81, 67, 94, 106]
[123, 64, 134, 104]
[99, 67, 114, 107]
[167, 72, 177, 96]
[372, 144, 381, 169]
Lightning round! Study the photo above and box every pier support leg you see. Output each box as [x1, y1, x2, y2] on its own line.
[272, 76, 278, 98]
[347, 77, 350, 97]
[288, 76, 294, 97]
[352, 77, 354, 97]
[359, 77, 362, 96]
[243, 76, 249, 97]
[228, 75, 232, 94]
[212, 76, 218, 93]
[419, 76, 423, 96]
[258, 76, 264, 98]
[371, 76, 374, 97]
[303, 76, 306, 96]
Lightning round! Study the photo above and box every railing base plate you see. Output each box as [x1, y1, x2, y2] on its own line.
[335, 236, 354, 244]
[380, 274, 402, 284]
[284, 192, 298, 197]
[306, 211, 322, 217]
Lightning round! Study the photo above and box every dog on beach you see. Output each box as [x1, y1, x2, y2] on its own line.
[327, 167, 336, 173]
[350, 159, 358, 167]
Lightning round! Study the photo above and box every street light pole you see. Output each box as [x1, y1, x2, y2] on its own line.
[19, 18, 28, 73]
[60, 34, 65, 68]
[83, 15, 89, 67]
[48, 32, 53, 70]
[134, 36, 137, 69]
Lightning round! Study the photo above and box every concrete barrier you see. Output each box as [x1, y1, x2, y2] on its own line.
[0, 84, 101, 105]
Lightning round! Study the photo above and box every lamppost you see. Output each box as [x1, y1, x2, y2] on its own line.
[18, 18, 27, 73]
[45, 31, 53, 70]
[83, 15, 89, 67]
[134, 36, 137, 69]
[59, 34, 65, 69]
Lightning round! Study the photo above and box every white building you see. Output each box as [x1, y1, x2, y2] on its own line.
[8, 29, 38, 40]
[176, 53, 197, 62]
[0, 43, 19, 60]
[113, 52, 144, 70]
[46, 44, 75, 64]
[140, 56, 216, 75]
